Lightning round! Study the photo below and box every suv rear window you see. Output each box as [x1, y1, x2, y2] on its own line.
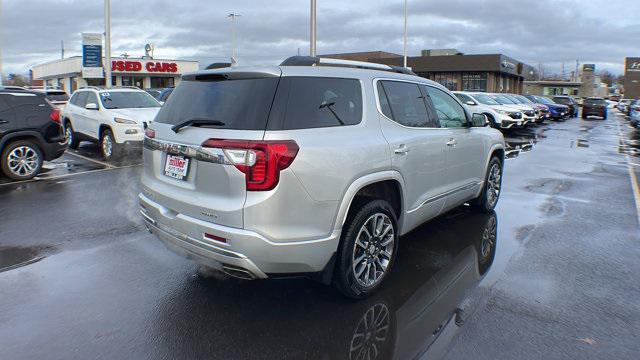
[584, 98, 606, 106]
[45, 92, 69, 102]
[155, 78, 279, 130]
[268, 77, 362, 130]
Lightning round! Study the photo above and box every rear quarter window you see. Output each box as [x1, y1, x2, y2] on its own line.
[268, 77, 362, 130]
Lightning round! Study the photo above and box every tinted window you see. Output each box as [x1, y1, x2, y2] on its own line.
[159, 89, 173, 102]
[74, 92, 88, 107]
[46, 92, 69, 102]
[379, 81, 434, 128]
[454, 93, 474, 104]
[584, 98, 606, 106]
[99, 91, 160, 109]
[425, 86, 468, 128]
[85, 92, 99, 107]
[377, 82, 393, 119]
[269, 77, 362, 130]
[156, 78, 279, 130]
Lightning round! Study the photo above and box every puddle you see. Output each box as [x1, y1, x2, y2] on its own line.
[0, 245, 56, 272]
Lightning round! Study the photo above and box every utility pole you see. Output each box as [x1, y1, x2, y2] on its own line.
[310, 0, 317, 57]
[104, 0, 112, 88]
[228, 13, 241, 65]
[403, 0, 408, 68]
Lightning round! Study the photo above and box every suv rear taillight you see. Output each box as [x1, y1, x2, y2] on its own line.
[202, 139, 299, 191]
[50, 109, 61, 123]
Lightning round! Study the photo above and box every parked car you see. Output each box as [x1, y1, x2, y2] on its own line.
[617, 99, 632, 114]
[40, 89, 70, 110]
[552, 96, 579, 117]
[139, 56, 505, 298]
[581, 97, 608, 120]
[629, 100, 640, 128]
[144, 88, 163, 99]
[157, 87, 174, 103]
[524, 95, 570, 120]
[61, 86, 162, 160]
[512, 94, 549, 122]
[488, 94, 537, 125]
[454, 91, 524, 129]
[609, 94, 622, 102]
[0, 88, 66, 180]
[503, 94, 545, 124]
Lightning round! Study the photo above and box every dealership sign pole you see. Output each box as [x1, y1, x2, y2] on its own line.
[104, 0, 112, 88]
[403, 0, 407, 68]
[310, 0, 316, 57]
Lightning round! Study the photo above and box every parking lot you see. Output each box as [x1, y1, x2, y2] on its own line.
[1, 112, 639, 359]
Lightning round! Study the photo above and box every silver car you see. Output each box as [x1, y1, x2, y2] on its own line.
[139, 56, 505, 298]
[453, 91, 525, 129]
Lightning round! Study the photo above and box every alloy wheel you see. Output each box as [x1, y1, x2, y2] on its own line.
[352, 213, 394, 287]
[7, 146, 39, 177]
[481, 216, 497, 261]
[65, 126, 73, 146]
[486, 163, 502, 208]
[102, 134, 113, 158]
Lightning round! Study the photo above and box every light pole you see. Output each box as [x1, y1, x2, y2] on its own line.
[228, 13, 241, 65]
[104, 0, 112, 88]
[0, 0, 4, 86]
[310, 0, 316, 57]
[403, 0, 408, 68]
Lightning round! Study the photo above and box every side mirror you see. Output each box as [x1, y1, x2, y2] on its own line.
[85, 103, 99, 110]
[471, 113, 488, 127]
[466, 100, 477, 106]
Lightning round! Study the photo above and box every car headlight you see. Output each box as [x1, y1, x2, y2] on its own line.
[497, 110, 510, 115]
[114, 117, 137, 124]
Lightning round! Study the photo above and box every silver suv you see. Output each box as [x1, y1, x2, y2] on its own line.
[139, 56, 505, 298]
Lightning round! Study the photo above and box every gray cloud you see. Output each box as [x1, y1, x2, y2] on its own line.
[1, 0, 638, 75]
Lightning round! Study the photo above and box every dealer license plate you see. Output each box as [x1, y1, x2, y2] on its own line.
[164, 154, 190, 181]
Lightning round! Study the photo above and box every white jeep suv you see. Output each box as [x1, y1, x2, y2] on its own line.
[62, 87, 161, 160]
[139, 57, 505, 298]
[453, 91, 524, 130]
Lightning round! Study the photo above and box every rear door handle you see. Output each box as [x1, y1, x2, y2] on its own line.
[0, 119, 8, 124]
[394, 145, 410, 154]
[446, 139, 457, 147]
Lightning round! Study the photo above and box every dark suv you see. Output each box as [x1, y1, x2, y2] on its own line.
[552, 96, 579, 117]
[581, 97, 608, 120]
[0, 88, 66, 180]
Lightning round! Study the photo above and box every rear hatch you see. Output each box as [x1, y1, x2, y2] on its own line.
[142, 68, 282, 228]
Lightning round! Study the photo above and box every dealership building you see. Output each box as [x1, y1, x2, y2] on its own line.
[32, 56, 199, 94]
[322, 49, 534, 94]
[624, 57, 640, 99]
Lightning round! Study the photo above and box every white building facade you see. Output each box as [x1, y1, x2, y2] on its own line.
[32, 56, 199, 94]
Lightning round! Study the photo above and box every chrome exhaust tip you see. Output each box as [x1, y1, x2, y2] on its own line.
[221, 265, 256, 280]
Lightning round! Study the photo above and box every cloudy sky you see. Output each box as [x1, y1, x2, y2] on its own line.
[2, 0, 639, 76]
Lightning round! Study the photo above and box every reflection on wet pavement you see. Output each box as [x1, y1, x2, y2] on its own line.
[0, 245, 56, 272]
[152, 209, 497, 359]
[503, 126, 545, 159]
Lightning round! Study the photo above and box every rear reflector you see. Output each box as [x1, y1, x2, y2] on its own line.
[204, 233, 227, 243]
[201, 139, 299, 191]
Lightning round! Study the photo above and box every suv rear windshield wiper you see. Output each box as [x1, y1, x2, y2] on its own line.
[171, 118, 226, 133]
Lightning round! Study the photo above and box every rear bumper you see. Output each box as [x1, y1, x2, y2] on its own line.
[139, 193, 339, 278]
[41, 140, 67, 161]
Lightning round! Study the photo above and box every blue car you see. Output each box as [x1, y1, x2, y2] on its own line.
[630, 99, 640, 128]
[524, 95, 570, 120]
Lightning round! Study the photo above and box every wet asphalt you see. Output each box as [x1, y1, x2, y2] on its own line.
[0, 112, 639, 359]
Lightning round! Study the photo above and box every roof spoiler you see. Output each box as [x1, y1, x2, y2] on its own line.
[280, 56, 417, 76]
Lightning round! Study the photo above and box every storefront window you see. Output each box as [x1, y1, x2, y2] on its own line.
[150, 77, 175, 88]
[430, 72, 458, 91]
[461, 72, 487, 92]
[121, 76, 144, 88]
[86, 78, 105, 86]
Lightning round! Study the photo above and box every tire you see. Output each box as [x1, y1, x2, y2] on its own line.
[64, 122, 79, 149]
[100, 129, 121, 161]
[334, 199, 399, 299]
[470, 156, 502, 213]
[1, 140, 43, 181]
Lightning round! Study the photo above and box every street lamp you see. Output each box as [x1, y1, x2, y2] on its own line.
[310, 0, 317, 57]
[403, 0, 408, 68]
[228, 13, 241, 65]
[104, 0, 112, 88]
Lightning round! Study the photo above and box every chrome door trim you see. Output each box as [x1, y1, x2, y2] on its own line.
[407, 181, 482, 214]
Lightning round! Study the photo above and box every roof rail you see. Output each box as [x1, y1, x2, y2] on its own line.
[280, 56, 417, 76]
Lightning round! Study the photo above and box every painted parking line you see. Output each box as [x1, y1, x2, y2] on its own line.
[615, 116, 640, 228]
[65, 150, 115, 168]
[0, 164, 141, 187]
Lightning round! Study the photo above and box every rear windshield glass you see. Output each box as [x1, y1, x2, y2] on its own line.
[99, 91, 160, 109]
[553, 97, 572, 104]
[155, 78, 279, 130]
[584, 98, 606, 106]
[268, 77, 362, 130]
[46, 92, 69, 102]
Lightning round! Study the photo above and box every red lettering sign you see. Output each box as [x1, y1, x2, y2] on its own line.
[112, 60, 178, 73]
